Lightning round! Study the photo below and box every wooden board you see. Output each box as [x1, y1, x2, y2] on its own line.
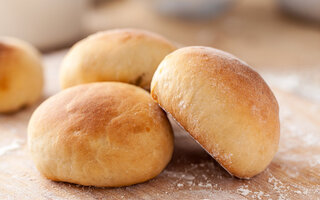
[0, 52, 319, 199]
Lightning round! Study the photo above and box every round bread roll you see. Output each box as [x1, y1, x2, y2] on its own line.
[60, 29, 176, 90]
[28, 82, 174, 187]
[0, 37, 43, 113]
[151, 46, 280, 178]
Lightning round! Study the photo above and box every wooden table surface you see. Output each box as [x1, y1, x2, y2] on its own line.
[0, 49, 319, 200]
[1, 0, 320, 199]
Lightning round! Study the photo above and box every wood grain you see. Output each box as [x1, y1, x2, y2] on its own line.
[0, 51, 319, 199]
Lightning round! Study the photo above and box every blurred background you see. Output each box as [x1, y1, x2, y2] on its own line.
[1, 0, 319, 102]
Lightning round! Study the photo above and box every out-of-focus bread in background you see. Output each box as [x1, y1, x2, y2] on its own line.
[0, 0, 89, 51]
[60, 29, 176, 90]
[0, 37, 43, 113]
[153, 0, 234, 20]
[279, 0, 320, 22]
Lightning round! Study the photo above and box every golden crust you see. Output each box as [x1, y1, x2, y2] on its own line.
[60, 29, 176, 90]
[0, 37, 43, 113]
[151, 46, 280, 178]
[28, 82, 174, 187]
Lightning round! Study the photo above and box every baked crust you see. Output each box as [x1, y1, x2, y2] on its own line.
[60, 29, 176, 90]
[151, 46, 280, 178]
[0, 37, 43, 113]
[28, 82, 174, 187]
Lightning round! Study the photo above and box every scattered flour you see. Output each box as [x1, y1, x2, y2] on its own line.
[0, 140, 22, 156]
[178, 100, 187, 109]
[198, 183, 212, 188]
[237, 188, 251, 196]
[252, 191, 264, 200]
[237, 185, 251, 196]
[267, 173, 288, 200]
[182, 174, 195, 181]
[177, 183, 184, 187]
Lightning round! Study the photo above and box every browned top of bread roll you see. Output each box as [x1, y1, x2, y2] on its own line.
[60, 29, 176, 90]
[0, 37, 43, 113]
[151, 46, 280, 178]
[28, 82, 174, 187]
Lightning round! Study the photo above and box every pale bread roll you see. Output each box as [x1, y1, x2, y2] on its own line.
[151, 46, 280, 178]
[60, 29, 176, 90]
[0, 37, 43, 113]
[28, 82, 174, 187]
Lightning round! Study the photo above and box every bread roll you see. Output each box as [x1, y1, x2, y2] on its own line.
[60, 29, 176, 90]
[28, 82, 174, 187]
[151, 46, 280, 178]
[0, 37, 43, 113]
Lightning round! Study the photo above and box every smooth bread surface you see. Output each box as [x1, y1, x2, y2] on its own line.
[0, 37, 43, 113]
[28, 82, 174, 187]
[60, 29, 176, 90]
[151, 46, 280, 178]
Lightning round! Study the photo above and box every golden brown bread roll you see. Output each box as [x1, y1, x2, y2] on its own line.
[151, 46, 280, 178]
[0, 37, 43, 113]
[60, 29, 176, 90]
[28, 82, 174, 187]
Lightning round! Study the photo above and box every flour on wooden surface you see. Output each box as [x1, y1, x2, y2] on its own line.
[237, 186, 251, 196]
[0, 140, 23, 156]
